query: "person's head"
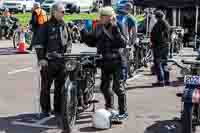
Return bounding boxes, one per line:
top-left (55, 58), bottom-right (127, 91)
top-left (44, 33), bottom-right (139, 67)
top-left (4, 8), bottom-right (9, 12)
top-left (116, 0), bottom-right (133, 14)
top-left (154, 10), bottom-right (165, 20)
top-left (98, 6), bottom-right (116, 25)
top-left (33, 2), bottom-right (40, 10)
top-left (50, 2), bottom-right (65, 21)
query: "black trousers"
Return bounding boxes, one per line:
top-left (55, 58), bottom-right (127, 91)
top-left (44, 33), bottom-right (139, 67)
top-left (0, 26), bottom-right (9, 38)
top-left (40, 60), bottom-right (66, 114)
top-left (100, 61), bottom-right (127, 115)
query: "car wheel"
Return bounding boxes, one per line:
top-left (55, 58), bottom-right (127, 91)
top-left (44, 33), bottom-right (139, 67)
top-left (87, 7), bottom-right (92, 14)
top-left (76, 7), bottom-right (80, 14)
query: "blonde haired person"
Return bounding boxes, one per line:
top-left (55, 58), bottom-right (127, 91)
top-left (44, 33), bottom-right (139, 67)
top-left (81, 6), bottom-right (128, 121)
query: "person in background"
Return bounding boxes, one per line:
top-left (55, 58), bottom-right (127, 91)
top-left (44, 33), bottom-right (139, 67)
top-left (115, 0), bottom-right (137, 79)
top-left (28, 2), bottom-right (47, 51)
top-left (150, 10), bottom-right (170, 86)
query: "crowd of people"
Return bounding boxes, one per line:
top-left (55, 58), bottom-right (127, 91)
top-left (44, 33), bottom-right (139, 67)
top-left (0, 0), bottom-right (173, 132)
top-left (0, 8), bottom-right (19, 39)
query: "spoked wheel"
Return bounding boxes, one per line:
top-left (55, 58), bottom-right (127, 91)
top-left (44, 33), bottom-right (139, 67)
top-left (182, 103), bottom-right (196, 133)
top-left (143, 48), bottom-right (153, 66)
top-left (61, 76), bottom-right (78, 133)
top-left (127, 47), bottom-right (136, 78)
top-left (13, 31), bottom-right (20, 48)
top-left (25, 31), bottom-right (32, 46)
top-left (71, 27), bottom-right (81, 43)
top-left (83, 72), bottom-right (96, 112)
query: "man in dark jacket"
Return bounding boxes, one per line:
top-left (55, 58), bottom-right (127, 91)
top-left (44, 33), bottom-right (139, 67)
top-left (151, 10), bottom-right (170, 86)
top-left (34, 2), bottom-right (72, 117)
top-left (81, 6), bottom-right (128, 121)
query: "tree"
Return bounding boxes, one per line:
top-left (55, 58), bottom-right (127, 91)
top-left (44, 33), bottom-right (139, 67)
top-left (104, 0), bottom-right (112, 6)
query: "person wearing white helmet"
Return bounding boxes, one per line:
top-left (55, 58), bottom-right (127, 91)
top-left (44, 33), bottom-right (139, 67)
top-left (81, 6), bottom-right (128, 122)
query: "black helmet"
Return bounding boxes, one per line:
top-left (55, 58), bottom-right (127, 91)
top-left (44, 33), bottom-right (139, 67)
top-left (155, 10), bottom-right (164, 19)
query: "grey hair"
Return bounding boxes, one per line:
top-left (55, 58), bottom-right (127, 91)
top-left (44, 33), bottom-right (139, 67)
top-left (50, 2), bottom-right (63, 18)
top-left (34, 2), bottom-right (40, 8)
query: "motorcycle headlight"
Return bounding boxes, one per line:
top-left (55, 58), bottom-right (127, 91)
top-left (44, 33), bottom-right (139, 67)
top-left (65, 60), bottom-right (77, 71)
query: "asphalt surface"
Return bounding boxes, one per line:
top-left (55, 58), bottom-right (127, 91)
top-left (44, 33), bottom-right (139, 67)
top-left (1, 40), bottom-right (199, 133)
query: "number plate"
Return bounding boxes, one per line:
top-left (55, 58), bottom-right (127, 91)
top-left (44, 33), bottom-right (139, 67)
top-left (184, 75), bottom-right (200, 85)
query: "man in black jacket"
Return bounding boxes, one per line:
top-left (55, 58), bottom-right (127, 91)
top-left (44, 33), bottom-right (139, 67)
top-left (151, 10), bottom-right (170, 86)
top-left (81, 6), bottom-right (128, 121)
top-left (34, 2), bottom-right (72, 117)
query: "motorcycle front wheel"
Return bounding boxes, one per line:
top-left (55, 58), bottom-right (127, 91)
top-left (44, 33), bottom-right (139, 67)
top-left (61, 76), bottom-right (78, 133)
top-left (182, 103), bottom-right (196, 133)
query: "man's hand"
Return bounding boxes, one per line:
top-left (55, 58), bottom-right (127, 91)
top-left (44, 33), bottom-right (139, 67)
top-left (38, 59), bottom-right (48, 67)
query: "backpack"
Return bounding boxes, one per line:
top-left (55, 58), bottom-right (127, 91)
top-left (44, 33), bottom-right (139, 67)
top-left (35, 9), bottom-right (48, 25)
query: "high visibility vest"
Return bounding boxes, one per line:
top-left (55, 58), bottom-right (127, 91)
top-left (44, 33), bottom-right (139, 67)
top-left (35, 8), bottom-right (47, 25)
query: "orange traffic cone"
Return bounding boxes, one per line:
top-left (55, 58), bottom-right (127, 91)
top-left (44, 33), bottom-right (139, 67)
top-left (17, 41), bottom-right (28, 53)
top-left (17, 30), bottom-right (28, 54)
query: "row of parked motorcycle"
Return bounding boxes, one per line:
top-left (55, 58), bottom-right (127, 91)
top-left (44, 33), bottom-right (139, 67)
top-left (67, 20), bottom-right (200, 133)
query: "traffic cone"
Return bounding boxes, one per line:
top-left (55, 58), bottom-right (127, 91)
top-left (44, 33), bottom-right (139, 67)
top-left (17, 30), bottom-right (28, 54)
top-left (17, 41), bottom-right (28, 53)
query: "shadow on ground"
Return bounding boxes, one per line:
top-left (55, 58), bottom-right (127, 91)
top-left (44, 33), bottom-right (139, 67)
top-left (0, 47), bottom-right (31, 55)
top-left (0, 112), bottom-right (95, 133)
top-left (0, 113), bottom-right (53, 133)
top-left (144, 119), bottom-right (182, 133)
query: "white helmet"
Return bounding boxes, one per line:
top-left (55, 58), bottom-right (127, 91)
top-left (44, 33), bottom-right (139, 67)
top-left (92, 109), bottom-right (112, 129)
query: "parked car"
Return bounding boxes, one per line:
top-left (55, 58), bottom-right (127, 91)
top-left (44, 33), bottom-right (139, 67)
top-left (2, 0), bottom-right (35, 13)
top-left (65, 0), bottom-right (95, 14)
top-left (0, 0), bottom-right (4, 11)
top-left (41, 0), bottom-right (56, 12)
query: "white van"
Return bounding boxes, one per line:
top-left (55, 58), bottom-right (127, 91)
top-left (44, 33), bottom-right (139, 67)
top-left (0, 0), bottom-right (5, 11)
top-left (2, 0), bottom-right (35, 13)
top-left (65, 0), bottom-right (95, 14)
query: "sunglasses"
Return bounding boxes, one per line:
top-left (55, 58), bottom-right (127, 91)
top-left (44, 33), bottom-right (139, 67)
top-left (59, 10), bottom-right (65, 14)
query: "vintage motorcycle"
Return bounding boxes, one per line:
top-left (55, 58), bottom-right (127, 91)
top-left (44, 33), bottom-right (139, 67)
top-left (59, 52), bottom-right (101, 133)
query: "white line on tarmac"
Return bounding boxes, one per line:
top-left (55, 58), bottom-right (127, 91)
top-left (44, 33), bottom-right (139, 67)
top-left (12, 121), bottom-right (57, 129)
top-left (35, 116), bottom-right (55, 125)
top-left (126, 73), bottom-right (143, 82)
top-left (8, 67), bottom-right (33, 75)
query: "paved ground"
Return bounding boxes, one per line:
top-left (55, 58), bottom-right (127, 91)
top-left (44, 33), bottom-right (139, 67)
top-left (0, 40), bottom-right (199, 133)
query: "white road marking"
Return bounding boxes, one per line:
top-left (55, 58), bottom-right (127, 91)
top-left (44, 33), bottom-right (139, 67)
top-left (35, 116), bottom-right (55, 125)
top-left (12, 115), bottom-right (56, 128)
top-left (126, 73), bottom-right (143, 82)
top-left (8, 67), bottom-right (33, 75)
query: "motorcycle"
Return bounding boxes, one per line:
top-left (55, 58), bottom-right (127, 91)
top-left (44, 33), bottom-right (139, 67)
top-left (59, 52), bottom-right (101, 133)
top-left (134, 33), bottom-right (152, 70)
top-left (12, 25), bottom-right (32, 48)
top-left (169, 26), bottom-right (184, 58)
top-left (176, 59), bottom-right (200, 133)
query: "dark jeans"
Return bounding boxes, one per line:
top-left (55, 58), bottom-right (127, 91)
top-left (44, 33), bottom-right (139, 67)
top-left (0, 26), bottom-right (9, 38)
top-left (40, 60), bottom-right (66, 114)
top-left (100, 61), bottom-right (127, 115)
top-left (29, 31), bottom-right (37, 49)
top-left (153, 46), bottom-right (169, 82)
